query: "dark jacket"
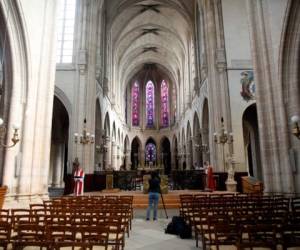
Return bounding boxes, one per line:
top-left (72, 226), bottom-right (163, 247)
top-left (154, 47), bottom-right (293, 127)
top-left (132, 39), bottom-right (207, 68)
top-left (148, 176), bottom-right (161, 193)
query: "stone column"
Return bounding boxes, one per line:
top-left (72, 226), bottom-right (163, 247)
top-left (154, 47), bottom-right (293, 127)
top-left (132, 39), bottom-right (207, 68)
top-left (244, 0), bottom-right (295, 193)
top-left (52, 143), bottom-right (64, 187)
top-left (202, 0), bottom-right (233, 171)
top-left (116, 145), bottom-right (120, 170)
top-left (140, 149), bottom-right (145, 168)
top-left (105, 137), bottom-right (111, 169)
top-left (192, 140), bottom-right (198, 167)
top-left (111, 140), bottom-right (116, 170)
top-left (125, 149), bottom-right (131, 170)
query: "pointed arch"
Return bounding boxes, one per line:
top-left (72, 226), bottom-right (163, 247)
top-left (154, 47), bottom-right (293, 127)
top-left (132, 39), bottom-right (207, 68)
top-left (112, 122), bottom-right (116, 141)
top-left (145, 137), bottom-right (157, 165)
top-left (95, 98), bottom-right (102, 168)
top-left (172, 135), bottom-right (179, 170)
top-left (202, 98), bottom-right (209, 162)
top-left (104, 112), bottom-right (110, 137)
top-left (186, 121), bottom-right (193, 169)
top-left (131, 136), bottom-right (142, 169)
top-left (160, 136), bottom-right (171, 174)
top-left (193, 112), bottom-right (202, 167)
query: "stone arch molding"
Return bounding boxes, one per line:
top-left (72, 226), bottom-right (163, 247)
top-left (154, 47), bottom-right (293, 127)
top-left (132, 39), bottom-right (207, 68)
top-left (279, 0), bottom-right (300, 192)
top-left (54, 86), bottom-right (72, 118)
top-left (1, 1), bottom-right (29, 189)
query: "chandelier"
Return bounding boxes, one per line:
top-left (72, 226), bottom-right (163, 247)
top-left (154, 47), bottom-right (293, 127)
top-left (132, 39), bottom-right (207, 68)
top-left (74, 118), bottom-right (95, 144)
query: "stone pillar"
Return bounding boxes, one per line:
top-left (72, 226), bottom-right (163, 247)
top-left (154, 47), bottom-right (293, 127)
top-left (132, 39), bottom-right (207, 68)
top-left (192, 141), bottom-right (198, 167)
top-left (245, 0), bottom-right (294, 193)
top-left (52, 143), bottom-right (64, 187)
top-left (116, 145), bottom-right (120, 170)
top-left (140, 149), bottom-right (145, 168)
top-left (202, 0), bottom-right (233, 171)
top-left (111, 140), bottom-right (116, 170)
top-left (186, 140), bottom-right (192, 169)
top-left (105, 138), bottom-right (111, 169)
top-left (125, 149), bottom-right (131, 170)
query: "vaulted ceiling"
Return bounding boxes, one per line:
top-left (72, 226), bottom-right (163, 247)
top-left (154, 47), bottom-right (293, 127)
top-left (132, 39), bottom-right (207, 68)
top-left (105, 0), bottom-right (196, 94)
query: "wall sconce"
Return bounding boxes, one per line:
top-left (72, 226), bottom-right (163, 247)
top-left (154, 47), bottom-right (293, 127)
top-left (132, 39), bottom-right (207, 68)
top-left (291, 115), bottom-right (300, 139)
top-left (74, 118), bottom-right (95, 145)
top-left (0, 118), bottom-right (20, 148)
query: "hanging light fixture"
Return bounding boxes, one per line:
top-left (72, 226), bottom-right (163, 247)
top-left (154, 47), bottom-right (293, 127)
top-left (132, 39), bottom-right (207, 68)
top-left (74, 118), bottom-right (95, 145)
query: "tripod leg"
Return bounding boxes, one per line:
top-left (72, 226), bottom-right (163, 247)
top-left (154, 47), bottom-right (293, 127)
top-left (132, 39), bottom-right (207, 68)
top-left (160, 192), bottom-right (168, 219)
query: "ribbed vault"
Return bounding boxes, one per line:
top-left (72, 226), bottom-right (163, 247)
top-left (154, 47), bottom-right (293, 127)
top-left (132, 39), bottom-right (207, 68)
top-left (105, 0), bottom-right (196, 107)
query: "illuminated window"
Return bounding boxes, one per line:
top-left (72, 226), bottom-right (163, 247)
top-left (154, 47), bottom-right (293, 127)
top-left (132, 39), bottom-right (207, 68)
top-left (161, 80), bottom-right (169, 127)
top-left (132, 81), bottom-right (140, 126)
top-left (172, 84), bottom-right (176, 124)
top-left (56, 0), bottom-right (76, 63)
top-left (145, 143), bottom-right (156, 163)
top-left (146, 81), bottom-right (155, 127)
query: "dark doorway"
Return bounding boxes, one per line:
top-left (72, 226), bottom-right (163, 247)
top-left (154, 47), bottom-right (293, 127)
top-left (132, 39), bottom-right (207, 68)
top-left (50, 96), bottom-right (69, 189)
top-left (161, 137), bottom-right (171, 175)
top-left (242, 104), bottom-right (262, 180)
top-left (131, 137), bottom-right (141, 170)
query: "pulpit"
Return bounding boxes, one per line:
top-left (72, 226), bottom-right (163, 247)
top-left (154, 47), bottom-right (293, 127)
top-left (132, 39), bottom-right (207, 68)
top-left (241, 176), bottom-right (263, 194)
top-left (106, 174), bottom-right (114, 190)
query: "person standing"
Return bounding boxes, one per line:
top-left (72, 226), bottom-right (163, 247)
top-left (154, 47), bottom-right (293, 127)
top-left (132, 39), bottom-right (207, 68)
top-left (204, 161), bottom-right (216, 191)
top-left (146, 171), bottom-right (161, 221)
top-left (73, 158), bottom-right (85, 196)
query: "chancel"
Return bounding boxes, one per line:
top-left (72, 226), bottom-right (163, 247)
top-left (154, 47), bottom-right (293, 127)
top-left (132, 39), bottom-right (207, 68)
top-left (0, 0), bottom-right (300, 249)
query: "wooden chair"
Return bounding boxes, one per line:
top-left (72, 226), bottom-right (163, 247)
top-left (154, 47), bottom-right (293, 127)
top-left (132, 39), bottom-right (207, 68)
top-left (282, 223), bottom-right (300, 250)
top-left (206, 215), bottom-right (238, 250)
top-left (179, 194), bottom-right (194, 224)
top-left (11, 209), bottom-right (36, 231)
top-left (0, 209), bottom-right (10, 223)
top-left (80, 225), bottom-right (109, 250)
top-left (0, 220), bottom-right (11, 250)
top-left (236, 224), bottom-right (278, 250)
top-left (105, 217), bottom-right (125, 250)
top-left (46, 224), bottom-right (76, 249)
top-left (12, 224), bottom-right (47, 250)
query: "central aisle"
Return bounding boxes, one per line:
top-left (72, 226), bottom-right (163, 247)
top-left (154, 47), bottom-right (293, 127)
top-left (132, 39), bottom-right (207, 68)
top-left (125, 218), bottom-right (198, 250)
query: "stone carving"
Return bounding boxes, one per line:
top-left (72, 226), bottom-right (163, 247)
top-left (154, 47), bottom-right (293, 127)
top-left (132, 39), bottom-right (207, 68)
top-left (240, 71), bottom-right (255, 101)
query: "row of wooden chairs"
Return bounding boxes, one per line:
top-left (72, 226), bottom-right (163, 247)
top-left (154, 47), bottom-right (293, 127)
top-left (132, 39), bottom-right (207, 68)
top-left (0, 213), bottom-right (126, 249)
top-left (179, 194), bottom-right (300, 250)
top-left (0, 196), bottom-right (134, 250)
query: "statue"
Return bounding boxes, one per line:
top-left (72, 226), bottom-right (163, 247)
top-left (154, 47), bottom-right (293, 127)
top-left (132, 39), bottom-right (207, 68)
top-left (225, 154), bottom-right (237, 192)
top-left (240, 71), bottom-right (255, 101)
top-left (226, 154), bottom-right (234, 180)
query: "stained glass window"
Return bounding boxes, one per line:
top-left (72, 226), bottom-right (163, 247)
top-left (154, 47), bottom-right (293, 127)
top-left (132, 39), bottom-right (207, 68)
top-left (132, 81), bottom-right (140, 126)
top-left (146, 81), bottom-right (155, 127)
top-left (161, 80), bottom-right (169, 127)
top-left (172, 84), bottom-right (176, 123)
top-left (145, 143), bottom-right (156, 163)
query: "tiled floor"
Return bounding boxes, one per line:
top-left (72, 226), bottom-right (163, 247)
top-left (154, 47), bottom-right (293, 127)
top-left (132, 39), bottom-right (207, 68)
top-left (125, 217), bottom-right (199, 250)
